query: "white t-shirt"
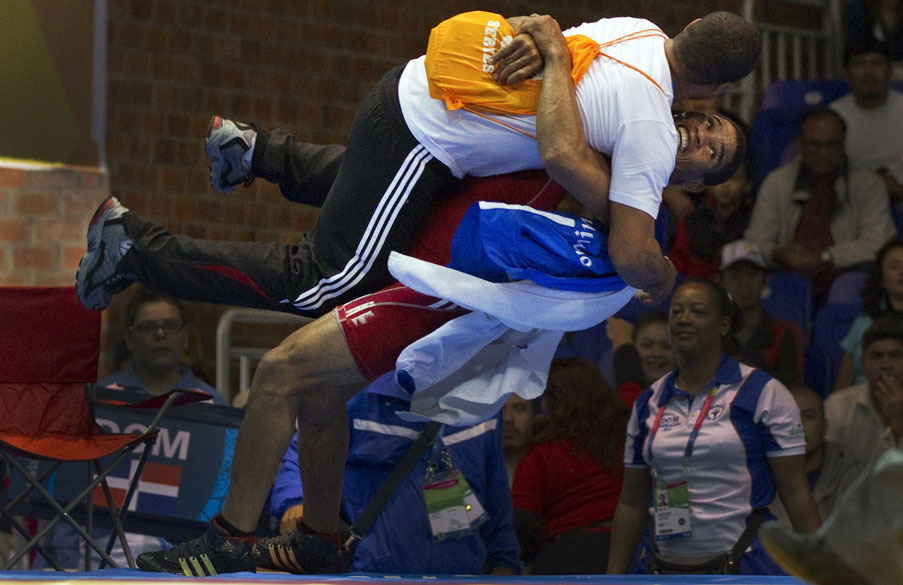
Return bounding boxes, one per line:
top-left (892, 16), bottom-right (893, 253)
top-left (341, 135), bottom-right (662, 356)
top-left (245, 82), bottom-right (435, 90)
top-left (625, 359), bottom-right (805, 557)
top-left (830, 91), bottom-right (903, 183)
top-left (397, 16), bottom-right (677, 220)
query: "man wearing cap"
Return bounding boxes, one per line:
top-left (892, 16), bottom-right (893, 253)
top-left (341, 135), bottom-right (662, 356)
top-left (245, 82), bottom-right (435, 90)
top-left (719, 240), bottom-right (805, 387)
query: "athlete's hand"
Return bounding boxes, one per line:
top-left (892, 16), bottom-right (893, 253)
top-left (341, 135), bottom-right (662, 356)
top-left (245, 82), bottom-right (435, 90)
top-left (280, 504), bottom-right (304, 535)
top-left (639, 257), bottom-right (677, 307)
top-left (516, 14), bottom-right (570, 60)
top-left (490, 17), bottom-right (544, 85)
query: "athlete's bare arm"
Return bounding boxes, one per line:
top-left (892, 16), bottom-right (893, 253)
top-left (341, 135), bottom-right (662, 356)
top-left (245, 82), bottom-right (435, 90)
top-left (497, 14), bottom-right (675, 304)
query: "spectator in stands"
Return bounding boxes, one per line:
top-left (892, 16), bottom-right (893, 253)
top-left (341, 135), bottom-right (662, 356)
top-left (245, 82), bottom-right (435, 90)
top-left (745, 107), bottom-right (895, 303)
top-left (502, 394), bottom-right (538, 486)
top-left (843, 0), bottom-right (903, 67)
top-left (818, 314), bottom-right (903, 518)
top-left (268, 374), bottom-right (520, 575)
top-left (511, 358), bottom-right (629, 574)
top-left (97, 287), bottom-right (222, 402)
top-left (770, 386), bottom-right (831, 526)
top-left (670, 146), bottom-right (754, 279)
top-left (607, 280), bottom-right (820, 575)
top-left (719, 240), bottom-right (805, 387)
top-left (830, 40), bottom-right (903, 204)
top-left (606, 311), bottom-right (676, 407)
top-left (834, 237), bottom-right (903, 390)
top-left (36, 287), bottom-right (225, 568)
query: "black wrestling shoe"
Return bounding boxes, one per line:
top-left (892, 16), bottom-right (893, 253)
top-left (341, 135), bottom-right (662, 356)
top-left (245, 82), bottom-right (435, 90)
top-left (253, 528), bottom-right (345, 574)
top-left (135, 516), bottom-right (255, 575)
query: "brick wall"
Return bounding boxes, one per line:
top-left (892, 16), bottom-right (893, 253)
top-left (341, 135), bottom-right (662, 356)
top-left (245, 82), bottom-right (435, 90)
top-left (98, 0), bottom-right (739, 389)
top-left (0, 166), bottom-right (108, 288)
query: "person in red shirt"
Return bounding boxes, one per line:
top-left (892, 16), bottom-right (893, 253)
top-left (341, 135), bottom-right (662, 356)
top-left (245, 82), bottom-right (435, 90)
top-left (511, 357), bottom-right (630, 574)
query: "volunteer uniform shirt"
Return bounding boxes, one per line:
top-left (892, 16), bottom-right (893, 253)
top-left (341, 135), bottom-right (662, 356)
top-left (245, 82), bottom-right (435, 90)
top-left (625, 357), bottom-right (805, 558)
top-left (397, 16), bottom-right (676, 220)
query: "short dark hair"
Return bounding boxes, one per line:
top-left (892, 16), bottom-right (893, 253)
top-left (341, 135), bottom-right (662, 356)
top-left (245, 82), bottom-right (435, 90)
top-left (862, 314), bottom-right (903, 352)
top-left (843, 39), bottom-right (892, 68)
top-left (702, 114), bottom-right (748, 186)
top-left (124, 286), bottom-right (187, 329)
top-left (798, 107), bottom-right (847, 136)
top-left (672, 12), bottom-right (762, 85)
top-left (675, 279), bottom-right (743, 336)
top-left (632, 310), bottom-right (668, 342)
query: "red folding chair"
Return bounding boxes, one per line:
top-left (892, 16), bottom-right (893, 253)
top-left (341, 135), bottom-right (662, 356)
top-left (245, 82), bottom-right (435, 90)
top-left (0, 287), bottom-right (210, 570)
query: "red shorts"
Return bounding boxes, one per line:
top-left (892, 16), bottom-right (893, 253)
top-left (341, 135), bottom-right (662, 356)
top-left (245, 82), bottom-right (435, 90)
top-left (334, 283), bottom-right (469, 380)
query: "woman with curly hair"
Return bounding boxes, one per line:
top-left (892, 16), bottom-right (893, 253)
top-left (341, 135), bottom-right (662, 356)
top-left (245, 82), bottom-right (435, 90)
top-left (511, 357), bottom-right (630, 574)
top-left (834, 237), bottom-right (903, 391)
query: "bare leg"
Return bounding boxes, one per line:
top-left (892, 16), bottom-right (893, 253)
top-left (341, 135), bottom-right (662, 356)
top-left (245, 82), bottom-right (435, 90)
top-left (220, 313), bottom-right (366, 532)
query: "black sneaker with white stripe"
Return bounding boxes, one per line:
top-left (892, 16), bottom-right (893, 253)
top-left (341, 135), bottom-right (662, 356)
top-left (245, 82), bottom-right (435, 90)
top-left (135, 516), bottom-right (254, 575)
top-left (253, 528), bottom-right (345, 574)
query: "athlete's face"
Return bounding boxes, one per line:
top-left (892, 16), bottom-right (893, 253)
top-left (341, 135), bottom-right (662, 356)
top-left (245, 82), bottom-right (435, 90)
top-left (671, 112), bottom-right (738, 184)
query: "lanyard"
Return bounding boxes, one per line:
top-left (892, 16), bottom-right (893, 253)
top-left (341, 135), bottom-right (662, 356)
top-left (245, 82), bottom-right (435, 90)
top-left (647, 383), bottom-right (719, 479)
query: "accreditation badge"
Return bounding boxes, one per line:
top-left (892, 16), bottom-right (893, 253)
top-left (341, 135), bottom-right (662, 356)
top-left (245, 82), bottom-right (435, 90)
top-left (421, 469), bottom-right (472, 541)
top-left (654, 481), bottom-right (692, 541)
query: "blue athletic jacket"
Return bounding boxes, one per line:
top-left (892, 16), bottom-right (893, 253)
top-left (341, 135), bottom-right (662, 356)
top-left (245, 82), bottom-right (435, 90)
top-left (270, 380), bottom-right (521, 574)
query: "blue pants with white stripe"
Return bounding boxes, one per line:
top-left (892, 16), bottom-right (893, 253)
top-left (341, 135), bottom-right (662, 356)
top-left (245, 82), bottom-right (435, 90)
top-left (121, 66), bottom-right (459, 316)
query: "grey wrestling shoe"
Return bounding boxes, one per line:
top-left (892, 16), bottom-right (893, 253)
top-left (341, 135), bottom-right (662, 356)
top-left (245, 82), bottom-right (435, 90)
top-left (253, 528), bottom-right (345, 574)
top-left (136, 516), bottom-right (255, 575)
top-left (75, 196), bottom-right (135, 310)
top-left (759, 521), bottom-right (872, 585)
top-left (206, 115), bottom-right (257, 194)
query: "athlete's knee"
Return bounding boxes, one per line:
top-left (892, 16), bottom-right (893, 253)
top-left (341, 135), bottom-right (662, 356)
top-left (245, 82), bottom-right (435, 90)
top-left (250, 342), bottom-right (311, 402)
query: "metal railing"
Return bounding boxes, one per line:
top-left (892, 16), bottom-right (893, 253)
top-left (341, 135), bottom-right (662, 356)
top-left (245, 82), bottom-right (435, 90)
top-left (734, 0), bottom-right (842, 121)
top-left (215, 308), bottom-right (311, 405)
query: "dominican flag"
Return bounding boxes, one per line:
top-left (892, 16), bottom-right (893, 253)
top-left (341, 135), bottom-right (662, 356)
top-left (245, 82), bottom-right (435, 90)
top-left (93, 459), bottom-right (181, 515)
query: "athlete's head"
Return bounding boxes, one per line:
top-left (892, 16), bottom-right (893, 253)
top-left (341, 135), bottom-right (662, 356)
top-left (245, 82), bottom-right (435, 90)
top-left (669, 111), bottom-right (747, 191)
top-left (672, 12), bottom-right (762, 86)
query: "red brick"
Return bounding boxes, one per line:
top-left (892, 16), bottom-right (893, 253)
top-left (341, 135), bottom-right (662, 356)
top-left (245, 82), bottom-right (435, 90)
top-left (31, 272), bottom-right (77, 287)
top-left (33, 218), bottom-right (88, 242)
top-left (63, 190), bottom-right (109, 215)
top-left (78, 170), bottom-right (109, 189)
top-left (0, 273), bottom-right (28, 286)
top-left (13, 245), bottom-right (57, 271)
top-left (0, 168), bottom-right (25, 188)
top-left (27, 169), bottom-right (80, 188)
top-left (14, 191), bottom-right (59, 215)
top-left (0, 218), bottom-right (28, 242)
top-left (62, 244), bottom-right (86, 270)
top-left (0, 191), bottom-right (10, 216)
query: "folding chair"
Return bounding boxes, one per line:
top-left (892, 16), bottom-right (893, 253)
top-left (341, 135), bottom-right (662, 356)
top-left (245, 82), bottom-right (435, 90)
top-left (0, 287), bottom-right (210, 570)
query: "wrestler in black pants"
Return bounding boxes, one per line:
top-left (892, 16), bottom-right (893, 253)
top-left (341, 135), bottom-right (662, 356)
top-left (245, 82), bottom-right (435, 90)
top-left (121, 65), bottom-right (459, 316)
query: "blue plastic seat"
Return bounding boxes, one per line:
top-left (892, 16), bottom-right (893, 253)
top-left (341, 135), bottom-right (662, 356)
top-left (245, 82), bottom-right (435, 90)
top-left (751, 80), bottom-right (850, 188)
top-left (761, 272), bottom-right (813, 338)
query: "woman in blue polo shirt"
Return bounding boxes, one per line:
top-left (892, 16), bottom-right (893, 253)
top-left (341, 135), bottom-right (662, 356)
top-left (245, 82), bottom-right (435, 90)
top-left (607, 279), bottom-right (821, 575)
